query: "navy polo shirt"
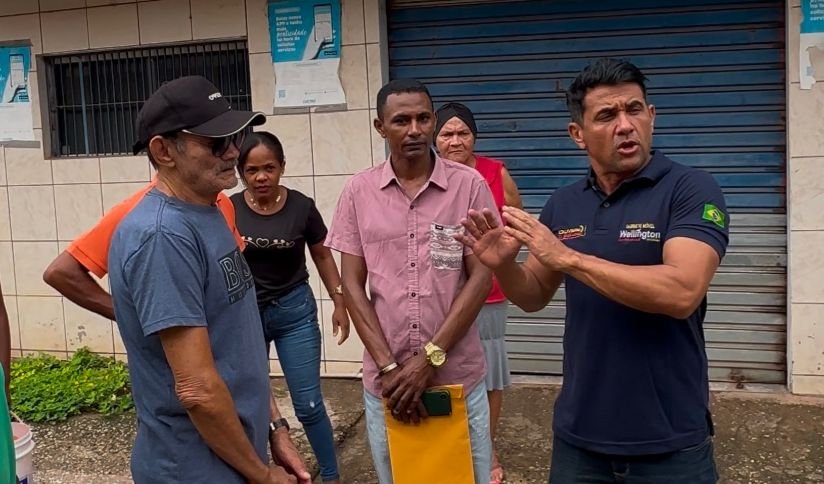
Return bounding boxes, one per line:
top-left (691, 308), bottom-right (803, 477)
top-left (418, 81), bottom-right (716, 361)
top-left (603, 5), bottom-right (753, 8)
top-left (540, 150), bottom-right (729, 456)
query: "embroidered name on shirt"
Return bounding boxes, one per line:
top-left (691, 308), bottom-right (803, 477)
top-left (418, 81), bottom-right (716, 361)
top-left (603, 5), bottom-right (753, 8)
top-left (556, 225), bottom-right (587, 241)
top-left (618, 223), bottom-right (661, 243)
top-left (219, 248), bottom-right (255, 304)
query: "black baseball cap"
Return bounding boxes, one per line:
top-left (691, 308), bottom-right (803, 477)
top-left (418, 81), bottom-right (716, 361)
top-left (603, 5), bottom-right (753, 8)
top-left (132, 75), bottom-right (265, 155)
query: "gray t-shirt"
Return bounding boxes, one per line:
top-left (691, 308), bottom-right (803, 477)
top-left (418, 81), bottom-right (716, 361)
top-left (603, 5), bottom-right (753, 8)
top-left (109, 189), bottom-right (270, 483)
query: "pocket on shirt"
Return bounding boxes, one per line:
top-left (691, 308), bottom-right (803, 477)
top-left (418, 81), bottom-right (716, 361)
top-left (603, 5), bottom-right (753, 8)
top-left (430, 222), bottom-right (464, 271)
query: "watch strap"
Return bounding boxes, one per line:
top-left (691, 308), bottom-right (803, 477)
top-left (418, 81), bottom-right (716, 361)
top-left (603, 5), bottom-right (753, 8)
top-left (269, 417), bottom-right (290, 433)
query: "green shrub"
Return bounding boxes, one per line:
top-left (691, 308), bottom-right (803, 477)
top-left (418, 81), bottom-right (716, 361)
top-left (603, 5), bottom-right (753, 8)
top-left (10, 348), bottom-right (134, 423)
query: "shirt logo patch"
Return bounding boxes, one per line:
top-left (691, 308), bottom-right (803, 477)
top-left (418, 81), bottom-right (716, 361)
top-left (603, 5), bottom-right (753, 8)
top-left (618, 223), bottom-right (661, 243)
top-left (556, 225), bottom-right (587, 241)
top-left (702, 203), bottom-right (726, 229)
top-left (218, 248), bottom-right (255, 304)
top-left (243, 236), bottom-right (295, 249)
top-left (430, 222), bottom-right (464, 271)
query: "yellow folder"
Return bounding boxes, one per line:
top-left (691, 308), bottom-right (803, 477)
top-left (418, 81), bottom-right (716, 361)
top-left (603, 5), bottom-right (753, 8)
top-left (384, 384), bottom-right (475, 484)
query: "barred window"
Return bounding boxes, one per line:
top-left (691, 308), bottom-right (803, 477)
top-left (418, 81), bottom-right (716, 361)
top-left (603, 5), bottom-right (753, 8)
top-left (44, 40), bottom-right (252, 158)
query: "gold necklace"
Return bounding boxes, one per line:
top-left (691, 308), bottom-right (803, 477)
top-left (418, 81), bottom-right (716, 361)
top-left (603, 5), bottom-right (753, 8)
top-left (248, 188), bottom-right (282, 211)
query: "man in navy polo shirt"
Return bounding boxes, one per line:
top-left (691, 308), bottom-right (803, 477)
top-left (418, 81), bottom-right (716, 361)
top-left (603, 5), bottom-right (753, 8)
top-left (457, 58), bottom-right (728, 483)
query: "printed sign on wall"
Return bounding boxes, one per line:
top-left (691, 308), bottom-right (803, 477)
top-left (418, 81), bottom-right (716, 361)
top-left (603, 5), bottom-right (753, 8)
top-left (268, 0), bottom-right (346, 107)
top-left (801, 0), bottom-right (824, 89)
top-left (0, 46), bottom-right (35, 141)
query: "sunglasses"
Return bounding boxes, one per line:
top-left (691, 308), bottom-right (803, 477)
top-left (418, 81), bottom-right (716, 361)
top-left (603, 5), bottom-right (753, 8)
top-left (178, 130), bottom-right (246, 157)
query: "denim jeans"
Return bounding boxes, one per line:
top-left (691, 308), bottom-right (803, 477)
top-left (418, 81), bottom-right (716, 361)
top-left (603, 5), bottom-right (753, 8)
top-left (261, 282), bottom-right (339, 481)
top-left (363, 382), bottom-right (492, 484)
top-left (549, 434), bottom-right (718, 484)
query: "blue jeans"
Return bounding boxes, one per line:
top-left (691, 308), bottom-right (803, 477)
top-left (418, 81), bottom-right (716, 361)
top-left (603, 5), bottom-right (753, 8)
top-left (363, 382), bottom-right (492, 484)
top-left (261, 282), bottom-right (339, 481)
top-left (549, 435), bottom-right (718, 483)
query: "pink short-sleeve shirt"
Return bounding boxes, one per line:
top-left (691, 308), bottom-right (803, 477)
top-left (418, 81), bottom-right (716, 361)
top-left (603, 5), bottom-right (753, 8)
top-left (325, 155), bottom-right (499, 396)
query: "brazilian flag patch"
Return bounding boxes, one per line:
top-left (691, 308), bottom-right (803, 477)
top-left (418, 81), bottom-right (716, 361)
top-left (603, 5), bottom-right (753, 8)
top-left (702, 203), bottom-right (726, 228)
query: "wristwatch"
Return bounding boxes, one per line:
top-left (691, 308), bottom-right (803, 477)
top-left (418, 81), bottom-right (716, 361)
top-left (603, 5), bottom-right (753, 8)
top-left (269, 417), bottom-right (290, 434)
top-left (424, 342), bottom-right (447, 368)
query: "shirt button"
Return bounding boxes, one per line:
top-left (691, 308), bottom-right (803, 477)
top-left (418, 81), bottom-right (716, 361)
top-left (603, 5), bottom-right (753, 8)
top-left (410, 233), bottom-right (415, 239)
top-left (603, 202), bottom-right (610, 208)
top-left (411, 292), bottom-right (417, 297)
top-left (410, 204), bottom-right (415, 209)
top-left (412, 324), bottom-right (418, 329)
top-left (411, 262), bottom-right (416, 268)
top-left (413, 351), bottom-right (419, 356)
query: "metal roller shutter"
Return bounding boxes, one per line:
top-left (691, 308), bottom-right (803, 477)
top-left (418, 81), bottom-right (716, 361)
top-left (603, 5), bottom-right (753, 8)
top-left (388, 0), bottom-right (787, 387)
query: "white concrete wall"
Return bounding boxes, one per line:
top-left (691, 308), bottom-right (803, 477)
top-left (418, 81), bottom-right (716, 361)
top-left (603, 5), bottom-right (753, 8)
top-left (787, 0), bottom-right (824, 395)
top-left (1, 0), bottom-right (822, 394)
top-left (0, 0), bottom-right (386, 377)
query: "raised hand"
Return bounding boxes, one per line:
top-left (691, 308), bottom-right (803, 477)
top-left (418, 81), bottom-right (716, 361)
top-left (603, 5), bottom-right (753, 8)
top-left (455, 208), bottom-right (522, 270)
top-left (502, 206), bottom-right (575, 272)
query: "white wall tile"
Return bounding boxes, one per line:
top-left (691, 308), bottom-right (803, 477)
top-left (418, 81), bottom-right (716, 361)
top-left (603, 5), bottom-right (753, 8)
top-left (788, 84), bottom-right (824, 158)
top-left (3, 296), bottom-right (20, 351)
top-left (341, 0), bottom-right (365, 46)
top-left (340, 44), bottom-right (369, 110)
top-left (138, 0), bottom-right (192, 44)
top-left (313, 175), bottom-right (350, 231)
top-left (258, 114), bottom-right (313, 177)
top-left (790, 231), bottom-right (824, 303)
top-left (13, 242), bottom-right (58, 296)
top-left (0, 1), bottom-right (39, 16)
top-left (5, 146), bottom-right (51, 185)
top-left (100, 156), bottom-right (151, 183)
top-left (41, 8), bottom-right (90, 53)
top-left (52, 158), bottom-right (101, 184)
top-left (64, 298), bottom-right (114, 353)
top-left (54, 184), bottom-right (104, 241)
top-left (246, 0), bottom-right (271, 54)
top-left (88, 4), bottom-right (140, 49)
top-left (790, 303), bottom-right (824, 375)
top-left (0, 14), bottom-right (43, 54)
top-left (0, 243), bottom-right (15, 294)
top-left (18, 296), bottom-right (66, 351)
top-left (0, 149), bottom-right (6, 186)
top-left (191, 0), bottom-right (246, 40)
top-left (789, 157), bottom-right (824, 230)
top-left (250, 52), bottom-right (275, 115)
top-left (39, 0), bottom-right (85, 11)
top-left (792, 375), bottom-right (824, 395)
top-left (8, 185), bottom-right (57, 241)
top-left (311, 110), bottom-right (372, 175)
top-left (0, 188), bottom-right (9, 241)
top-left (366, 43), bottom-right (384, 110)
top-left (364, 0), bottom-right (381, 44)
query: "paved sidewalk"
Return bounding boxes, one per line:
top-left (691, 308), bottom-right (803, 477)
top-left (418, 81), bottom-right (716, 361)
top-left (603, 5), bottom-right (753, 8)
top-left (29, 378), bottom-right (824, 483)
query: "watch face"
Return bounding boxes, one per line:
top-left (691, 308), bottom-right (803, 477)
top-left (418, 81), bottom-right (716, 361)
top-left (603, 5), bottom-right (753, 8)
top-left (431, 351), bottom-right (446, 366)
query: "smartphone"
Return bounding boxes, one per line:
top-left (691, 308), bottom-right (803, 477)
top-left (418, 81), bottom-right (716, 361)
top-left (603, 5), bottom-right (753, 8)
top-left (10, 54), bottom-right (24, 87)
top-left (313, 4), bottom-right (332, 43)
top-left (421, 389), bottom-right (451, 417)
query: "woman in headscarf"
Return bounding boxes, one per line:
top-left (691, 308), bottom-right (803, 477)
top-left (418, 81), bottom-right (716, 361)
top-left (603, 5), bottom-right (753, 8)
top-left (435, 102), bottom-right (522, 484)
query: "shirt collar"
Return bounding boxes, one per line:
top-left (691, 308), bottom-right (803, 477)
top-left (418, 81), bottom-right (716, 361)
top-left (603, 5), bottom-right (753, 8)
top-left (585, 150), bottom-right (672, 191)
top-left (379, 149), bottom-right (449, 191)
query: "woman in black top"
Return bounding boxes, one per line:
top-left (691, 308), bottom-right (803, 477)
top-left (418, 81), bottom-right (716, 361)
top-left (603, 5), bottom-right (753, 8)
top-left (232, 131), bottom-right (349, 484)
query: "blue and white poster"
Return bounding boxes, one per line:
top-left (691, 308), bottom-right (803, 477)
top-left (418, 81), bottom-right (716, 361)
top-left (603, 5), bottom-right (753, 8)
top-left (801, 0), bottom-right (824, 89)
top-left (268, 0), bottom-right (346, 107)
top-left (0, 46), bottom-right (34, 141)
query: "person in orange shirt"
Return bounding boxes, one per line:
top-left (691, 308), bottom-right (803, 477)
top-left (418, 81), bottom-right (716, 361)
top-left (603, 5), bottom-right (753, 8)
top-left (43, 179), bottom-right (244, 321)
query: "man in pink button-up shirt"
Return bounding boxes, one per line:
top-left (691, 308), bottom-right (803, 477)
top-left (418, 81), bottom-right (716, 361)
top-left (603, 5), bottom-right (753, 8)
top-left (326, 79), bottom-right (497, 483)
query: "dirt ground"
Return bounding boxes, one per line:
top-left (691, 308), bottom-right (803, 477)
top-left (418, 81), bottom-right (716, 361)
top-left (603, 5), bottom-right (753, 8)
top-left (26, 378), bottom-right (824, 483)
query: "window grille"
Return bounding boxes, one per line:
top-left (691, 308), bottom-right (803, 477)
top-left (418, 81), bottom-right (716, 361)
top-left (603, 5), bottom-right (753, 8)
top-left (45, 40), bottom-right (252, 158)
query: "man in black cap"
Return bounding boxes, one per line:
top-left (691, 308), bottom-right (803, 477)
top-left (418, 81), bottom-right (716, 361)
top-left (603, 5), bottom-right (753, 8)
top-left (107, 75), bottom-right (310, 484)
